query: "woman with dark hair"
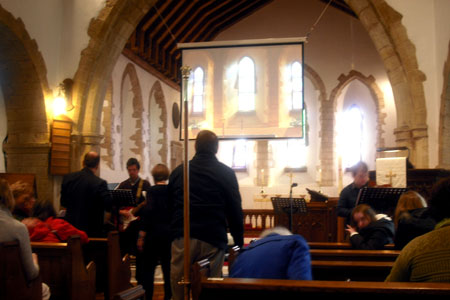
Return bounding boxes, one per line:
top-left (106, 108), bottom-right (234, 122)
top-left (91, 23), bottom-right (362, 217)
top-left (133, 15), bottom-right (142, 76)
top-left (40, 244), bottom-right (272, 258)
top-left (346, 204), bottom-right (394, 250)
top-left (25, 201), bottom-right (89, 244)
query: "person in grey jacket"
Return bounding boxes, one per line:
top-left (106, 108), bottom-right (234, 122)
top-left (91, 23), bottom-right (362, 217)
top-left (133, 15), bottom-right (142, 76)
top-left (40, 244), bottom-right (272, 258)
top-left (0, 178), bottom-right (50, 299)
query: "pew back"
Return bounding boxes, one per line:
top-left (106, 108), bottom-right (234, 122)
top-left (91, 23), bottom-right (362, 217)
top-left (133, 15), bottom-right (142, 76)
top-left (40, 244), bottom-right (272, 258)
top-left (0, 240), bottom-right (42, 300)
top-left (309, 249), bottom-right (400, 262)
top-left (198, 278), bottom-right (450, 300)
top-left (31, 236), bottom-right (96, 300)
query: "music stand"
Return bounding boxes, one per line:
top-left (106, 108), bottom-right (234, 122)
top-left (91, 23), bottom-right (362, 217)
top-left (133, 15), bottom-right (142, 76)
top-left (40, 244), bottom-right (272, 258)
top-left (271, 197), bottom-right (307, 232)
top-left (109, 189), bottom-right (135, 208)
top-left (356, 187), bottom-right (408, 217)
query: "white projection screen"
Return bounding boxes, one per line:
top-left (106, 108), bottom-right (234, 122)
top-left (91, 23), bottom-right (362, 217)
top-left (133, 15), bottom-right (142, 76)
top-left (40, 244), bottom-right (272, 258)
top-left (178, 38), bottom-right (305, 140)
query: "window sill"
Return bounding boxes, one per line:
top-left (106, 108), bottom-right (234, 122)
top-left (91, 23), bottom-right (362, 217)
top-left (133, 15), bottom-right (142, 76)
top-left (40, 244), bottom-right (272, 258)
top-left (284, 166), bottom-right (307, 173)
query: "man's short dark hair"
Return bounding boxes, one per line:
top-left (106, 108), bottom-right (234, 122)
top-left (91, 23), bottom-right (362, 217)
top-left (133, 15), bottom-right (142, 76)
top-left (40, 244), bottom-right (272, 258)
top-left (83, 152), bottom-right (100, 169)
top-left (429, 177), bottom-right (450, 222)
top-left (126, 158), bottom-right (140, 170)
top-left (349, 161), bottom-right (369, 177)
top-left (195, 130), bottom-right (218, 154)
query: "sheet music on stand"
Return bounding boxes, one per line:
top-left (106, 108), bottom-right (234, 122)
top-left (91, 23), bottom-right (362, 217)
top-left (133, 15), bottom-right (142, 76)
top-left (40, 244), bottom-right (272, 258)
top-left (109, 189), bottom-right (136, 207)
top-left (356, 187), bottom-right (408, 217)
top-left (271, 197), bottom-right (308, 215)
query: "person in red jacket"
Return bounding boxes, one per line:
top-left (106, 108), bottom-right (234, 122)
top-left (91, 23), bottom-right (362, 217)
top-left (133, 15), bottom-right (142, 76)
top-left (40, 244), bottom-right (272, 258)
top-left (23, 201), bottom-right (89, 244)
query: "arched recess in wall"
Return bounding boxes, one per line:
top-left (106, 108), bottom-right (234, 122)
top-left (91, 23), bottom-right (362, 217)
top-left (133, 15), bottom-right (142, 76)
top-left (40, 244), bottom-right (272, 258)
top-left (70, 0), bottom-right (154, 169)
top-left (148, 80), bottom-right (169, 166)
top-left (100, 79), bottom-right (115, 170)
top-left (121, 63), bottom-right (147, 174)
top-left (0, 4), bottom-right (52, 201)
top-left (438, 41), bottom-right (450, 168)
top-left (330, 70), bottom-right (386, 181)
top-left (345, 0), bottom-right (428, 167)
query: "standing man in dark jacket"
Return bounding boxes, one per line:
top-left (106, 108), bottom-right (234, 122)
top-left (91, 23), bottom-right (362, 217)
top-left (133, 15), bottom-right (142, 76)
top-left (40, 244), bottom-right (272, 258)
top-left (60, 151), bottom-right (112, 237)
top-left (168, 130), bottom-right (244, 300)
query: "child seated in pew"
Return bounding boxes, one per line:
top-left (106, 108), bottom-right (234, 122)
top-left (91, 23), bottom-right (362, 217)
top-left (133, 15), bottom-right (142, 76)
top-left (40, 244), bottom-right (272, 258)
top-left (346, 204), bottom-right (394, 250)
top-left (23, 201), bottom-right (89, 244)
top-left (0, 179), bottom-right (51, 300)
top-left (393, 190), bottom-right (435, 250)
top-left (229, 226), bottom-right (312, 280)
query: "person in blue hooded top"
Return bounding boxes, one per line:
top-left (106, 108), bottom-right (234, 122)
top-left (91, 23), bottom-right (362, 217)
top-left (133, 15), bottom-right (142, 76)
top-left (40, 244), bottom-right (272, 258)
top-left (229, 226), bottom-right (312, 280)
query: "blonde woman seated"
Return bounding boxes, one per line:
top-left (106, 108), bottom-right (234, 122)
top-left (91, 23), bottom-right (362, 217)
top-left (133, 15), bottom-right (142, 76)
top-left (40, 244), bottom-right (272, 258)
top-left (394, 190), bottom-right (435, 250)
top-left (0, 179), bottom-right (50, 300)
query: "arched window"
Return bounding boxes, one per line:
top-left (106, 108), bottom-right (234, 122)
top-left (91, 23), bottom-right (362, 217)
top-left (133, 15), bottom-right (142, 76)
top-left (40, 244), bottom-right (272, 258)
top-left (232, 139), bottom-right (247, 169)
top-left (288, 61), bottom-right (303, 111)
top-left (192, 67), bottom-right (204, 113)
top-left (238, 56), bottom-right (255, 111)
top-left (286, 138), bottom-right (306, 169)
top-left (338, 105), bottom-right (364, 169)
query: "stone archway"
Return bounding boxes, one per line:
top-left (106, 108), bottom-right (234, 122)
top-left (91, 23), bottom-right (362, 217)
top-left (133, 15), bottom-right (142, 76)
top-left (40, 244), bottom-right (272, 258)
top-left (438, 41), bottom-right (450, 168)
top-left (70, 0), bottom-right (156, 170)
top-left (346, 0), bottom-right (428, 167)
top-left (0, 4), bottom-right (53, 201)
top-left (148, 80), bottom-right (169, 165)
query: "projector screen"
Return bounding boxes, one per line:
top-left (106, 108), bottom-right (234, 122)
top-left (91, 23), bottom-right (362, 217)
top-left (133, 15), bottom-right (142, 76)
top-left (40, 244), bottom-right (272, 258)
top-left (178, 38), bottom-right (305, 140)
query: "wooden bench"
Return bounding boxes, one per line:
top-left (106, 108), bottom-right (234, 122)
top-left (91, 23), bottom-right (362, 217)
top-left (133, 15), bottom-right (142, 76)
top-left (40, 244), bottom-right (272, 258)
top-left (311, 260), bottom-right (394, 281)
top-left (193, 260), bottom-right (450, 300)
top-left (31, 236), bottom-right (96, 300)
top-left (309, 249), bottom-right (400, 262)
top-left (1, 240), bottom-right (42, 300)
top-left (84, 231), bottom-right (133, 300)
top-left (308, 242), bottom-right (395, 250)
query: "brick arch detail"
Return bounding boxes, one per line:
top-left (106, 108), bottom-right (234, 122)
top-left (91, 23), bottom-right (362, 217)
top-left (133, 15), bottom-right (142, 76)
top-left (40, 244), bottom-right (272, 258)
top-left (304, 64), bottom-right (335, 186)
top-left (346, 0), bottom-right (428, 167)
top-left (120, 63), bottom-right (145, 171)
top-left (148, 80), bottom-right (169, 165)
top-left (438, 41), bottom-right (450, 168)
top-left (100, 79), bottom-right (115, 170)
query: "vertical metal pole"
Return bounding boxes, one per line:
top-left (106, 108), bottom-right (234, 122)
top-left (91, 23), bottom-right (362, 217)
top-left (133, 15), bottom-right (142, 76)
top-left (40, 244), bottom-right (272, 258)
top-left (180, 66), bottom-right (192, 300)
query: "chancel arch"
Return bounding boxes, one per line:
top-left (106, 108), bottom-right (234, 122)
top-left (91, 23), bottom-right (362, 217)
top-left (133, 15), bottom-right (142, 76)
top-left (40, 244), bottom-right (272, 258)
top-left (345, 0), bottom-right (428, 167)
top-left (0, 4), bottom-right (53, 201)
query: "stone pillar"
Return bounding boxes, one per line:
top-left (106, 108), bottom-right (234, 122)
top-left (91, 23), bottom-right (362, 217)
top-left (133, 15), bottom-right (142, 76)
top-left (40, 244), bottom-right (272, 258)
top-left (320, 101), bottom-right (335, 186)
top-left (3, 142), bottom-right (53, 202)
top-left (411, 125), bottom-right (428, 168)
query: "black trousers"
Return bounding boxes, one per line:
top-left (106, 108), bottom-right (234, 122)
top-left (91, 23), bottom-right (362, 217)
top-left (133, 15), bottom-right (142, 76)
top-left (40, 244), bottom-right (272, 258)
top-left (137, 236), bottom-right (172, 300)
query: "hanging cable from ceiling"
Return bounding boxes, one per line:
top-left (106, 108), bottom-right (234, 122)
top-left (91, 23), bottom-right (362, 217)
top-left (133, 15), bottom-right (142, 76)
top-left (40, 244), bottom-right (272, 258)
top-left (153, 4), bottom-right (177, 44)
top-left (305, 0), bottom-right (333, 41)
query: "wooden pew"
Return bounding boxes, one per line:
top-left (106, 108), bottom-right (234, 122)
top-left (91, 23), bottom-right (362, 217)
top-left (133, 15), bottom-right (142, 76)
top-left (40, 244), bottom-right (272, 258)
top-left (192, 260), bottom-right (450, 300)
top-left (31, 236), bottom-right (96, 300)
top-left (308, 242), bottom-right (395, 250)
top-left (311, 260), bottom-right (394, 281)
top-left (1, 240), bottom-right (42, 300)
top-left (84, 231), bottom-right (133, 300)
top-left (309, 249), bottom-right (400, 262)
